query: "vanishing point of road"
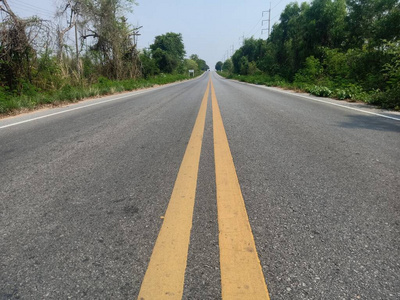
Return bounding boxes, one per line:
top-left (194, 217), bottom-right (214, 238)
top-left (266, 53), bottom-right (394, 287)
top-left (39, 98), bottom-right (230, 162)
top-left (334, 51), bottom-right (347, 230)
top-left (1, 72), bottom-right (399, 299)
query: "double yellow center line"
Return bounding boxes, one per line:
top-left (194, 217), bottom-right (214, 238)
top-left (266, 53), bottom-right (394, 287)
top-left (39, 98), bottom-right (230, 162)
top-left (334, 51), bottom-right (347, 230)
top-left (138, 77), bottom-right (270, 300)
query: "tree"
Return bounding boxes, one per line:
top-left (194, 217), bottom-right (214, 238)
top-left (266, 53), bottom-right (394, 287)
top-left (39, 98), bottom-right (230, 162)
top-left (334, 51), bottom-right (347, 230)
top-left (222, 59), bottom-right (233, 73)
top-left (224, 0), bottom-right (399, 108)
top-left (152, 48), bottom-right (176, 73)
top-left (0, 0), bottom-right (48, 92)
top-left (346, 0), bottom-right (400, 48)
top-left (150, 32), bottom-right (185, 73)
top-left (239, 56), bottom-right (249, 75)
top-left (190, 54), bottom-right (208, 71)
top-left (80, 0), bottom-right (140, 79)
top-left (139, 48), bottom-right (159, 78)
top-left (215, 61), bottom-right (223, 71)
top-left (185, 59), bottom-right (198, 73)
top-left (55, 0), bottom-right (77, 62)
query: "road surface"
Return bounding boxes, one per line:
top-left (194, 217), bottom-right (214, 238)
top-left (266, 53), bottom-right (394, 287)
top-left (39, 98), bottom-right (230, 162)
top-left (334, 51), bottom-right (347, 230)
top-left (1, 72), bottom-right (399, 299)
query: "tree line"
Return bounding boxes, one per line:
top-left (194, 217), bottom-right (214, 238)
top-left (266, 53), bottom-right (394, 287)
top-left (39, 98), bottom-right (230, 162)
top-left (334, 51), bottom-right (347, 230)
top-left (0, 0), bottom-right (208, 108)
top-left (216, 0), bottom-right (400, 109)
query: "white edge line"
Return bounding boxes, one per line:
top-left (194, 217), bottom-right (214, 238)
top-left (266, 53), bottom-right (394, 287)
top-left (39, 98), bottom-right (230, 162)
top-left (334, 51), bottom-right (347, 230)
top-left (0, 77), bottom-right (201, 130)
top-left (222, 76), bottom-right (400, 122)
top-left (262, 86), bottom-right (400, 121)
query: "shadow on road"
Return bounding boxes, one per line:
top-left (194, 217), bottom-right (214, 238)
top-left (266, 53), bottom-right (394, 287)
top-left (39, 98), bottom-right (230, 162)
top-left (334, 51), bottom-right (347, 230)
top-left (337, 114), bottom-right (400, 132)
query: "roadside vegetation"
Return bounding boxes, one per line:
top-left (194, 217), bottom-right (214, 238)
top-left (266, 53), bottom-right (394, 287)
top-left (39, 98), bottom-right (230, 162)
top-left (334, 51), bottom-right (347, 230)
top-left (216, 0), bottom-right (400, 110)
top-left (0, 0), bottom-right (208, 115)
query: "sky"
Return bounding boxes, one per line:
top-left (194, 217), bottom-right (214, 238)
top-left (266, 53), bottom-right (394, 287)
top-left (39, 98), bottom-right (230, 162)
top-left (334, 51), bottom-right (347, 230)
top-left (6, 0), bottom-right (298, 68)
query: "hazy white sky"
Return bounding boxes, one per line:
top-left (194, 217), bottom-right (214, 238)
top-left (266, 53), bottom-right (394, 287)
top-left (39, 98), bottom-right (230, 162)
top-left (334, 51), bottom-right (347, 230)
top-left (6, 0), bottom-right (296, 68)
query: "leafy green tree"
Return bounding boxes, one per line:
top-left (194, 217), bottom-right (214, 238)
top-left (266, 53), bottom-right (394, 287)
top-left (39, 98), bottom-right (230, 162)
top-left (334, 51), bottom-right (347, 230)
top-left (304, 0), bottom-right (347, 50)
top-left (199, 60), bottom-right (209, 71)
top-left (269, 2), bottom-right (306, 78)
top-left (369, 41), bottom-right (400, 108)
top-left (320, 47), bottom-right (351, 84)
top-left (152, 48), bottom-right (176, 73)
top-left (224, 0), bottom-right (399, 108)
top-left (346, 0), bottom-right (400, 48)
top-left (215, 61), bottom-right (223, 71)
top-left (239, 56), bottom-right (249, 75)
top-left (232, 49), bottom-right (243, 74)
top-left (139, 49), bottom-right (159, 78)
top-left (294, 56), bottom-right (323, 83)
top-left (150, 32), bottom-right (185, 73)
top-left (185, 59), bottom-right (198, 73)
top-left (222, 59), bottom-right (233, 73)
top-left (248, 61), bottom-right (260, 75)
top-left (231, 38), bottom-right (267, 74)
top-left (190, 54), bottom-right (208, 71)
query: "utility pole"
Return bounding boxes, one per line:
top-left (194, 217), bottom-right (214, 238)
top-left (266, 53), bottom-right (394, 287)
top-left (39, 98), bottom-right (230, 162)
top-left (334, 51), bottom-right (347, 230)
top-left (74, 15), bottom-right (80, 77)
top-left (262, 2), bottom-right (271, 38)
top-left (70, 1), bottom-right (82, 78)
top-left (132, 26), bottom-right (143, 47)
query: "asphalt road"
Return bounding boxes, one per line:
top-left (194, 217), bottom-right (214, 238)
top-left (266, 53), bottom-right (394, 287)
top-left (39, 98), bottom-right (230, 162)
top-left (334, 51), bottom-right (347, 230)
top-left (1, 72), bottom-right (399, 299)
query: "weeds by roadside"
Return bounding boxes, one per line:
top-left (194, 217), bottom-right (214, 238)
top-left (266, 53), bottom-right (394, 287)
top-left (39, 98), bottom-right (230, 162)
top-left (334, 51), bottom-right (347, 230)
top-left (0, 74), bottom-right (191, 116)
top-left (219, 72), bottom-right (399, 111)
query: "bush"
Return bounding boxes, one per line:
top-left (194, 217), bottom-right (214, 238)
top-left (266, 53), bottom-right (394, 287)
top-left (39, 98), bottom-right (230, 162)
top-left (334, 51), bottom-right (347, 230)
top-left (307, 86), bottom-right (332, 97)
top-left (17, 79), bottom-right (38, 97)
top-left (0, 87), bottom-right (10, 113)
top-left (248, 61), bottom-right (261, 75)
top-left (96, 76), bottom-right (113, 89)
top-left (321, 48), bottom-right (351, 84)
top-left (369, 88), bottom-right (400, 109)
top-left (334, 89), bottom-right (349, 100)
top-left (294, 56), bottom-right (323, 84)
top-left (34, 51), bottom-right (63, 91)
top-left (0, 86), bottom-right (8, 101)
top-left (239, 57), bottom-right (250, 75)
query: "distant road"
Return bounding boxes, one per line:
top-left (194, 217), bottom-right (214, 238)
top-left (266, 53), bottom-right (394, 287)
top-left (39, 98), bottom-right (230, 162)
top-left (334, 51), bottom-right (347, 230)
top-left (1, 72), bottom-right (399, 299)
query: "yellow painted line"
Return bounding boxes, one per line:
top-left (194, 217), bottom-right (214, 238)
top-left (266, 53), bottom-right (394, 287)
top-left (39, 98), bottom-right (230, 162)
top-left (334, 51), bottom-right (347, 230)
top-left (211, 79), bottom-right (271, 300)
top-left (138, 78), bottom-right (210, 300)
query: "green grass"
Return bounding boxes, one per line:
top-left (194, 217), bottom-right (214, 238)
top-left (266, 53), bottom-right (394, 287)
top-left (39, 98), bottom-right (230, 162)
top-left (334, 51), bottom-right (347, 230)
top-left (0, 73), bottom-right (192, 115)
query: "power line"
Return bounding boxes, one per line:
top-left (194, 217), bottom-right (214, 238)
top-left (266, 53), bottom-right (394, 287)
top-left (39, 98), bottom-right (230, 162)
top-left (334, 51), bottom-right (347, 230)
top-left (8, 0), bottom-right (55, 17)
top-left (7, 7), bottom-right (53, 19)
top-left (250, 24), bottom-right (261, 37)
top-left (5, 6), bottom-right (53, 19)
top-left (246, 16), bottom-right (263, 37)
top-left (271, 14), bottom-right (280, 21)
top-left (222, 0), bottom-right (288, 60)
top-left (11, 0), bottom-right (54, 14)
top-left (272, 0), bottom-right (285, 10)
